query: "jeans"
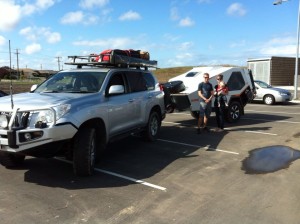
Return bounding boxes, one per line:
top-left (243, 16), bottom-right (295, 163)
top-left (215, 100), bottom-right (225, 129)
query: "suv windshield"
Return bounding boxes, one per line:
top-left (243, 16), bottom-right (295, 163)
top-left (34, 71), bottom-right (107, 93)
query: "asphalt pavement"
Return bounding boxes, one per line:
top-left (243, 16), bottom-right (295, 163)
top-left (0, 101), bottom-right (300, 224)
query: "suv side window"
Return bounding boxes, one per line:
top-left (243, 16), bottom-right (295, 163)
top-left (143, 72), bottom-right (155, 90)
top-left (227, 72), bottom-right (245, 91)
top-left (126, 71), bottom-right (147, 93)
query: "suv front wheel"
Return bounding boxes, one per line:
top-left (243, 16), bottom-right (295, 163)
top-left (143, 111), bottom-right (161, 142)
top-left (0, 152), bottom-right (25, 167)
top-left (73, 127), bottom-right (97, 176)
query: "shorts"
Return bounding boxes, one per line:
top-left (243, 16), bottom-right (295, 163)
top-left (199, 101), bottom-right (212, 117)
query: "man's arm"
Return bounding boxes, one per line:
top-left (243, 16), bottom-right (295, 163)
top-left (198, 90), bottom-right (206, 101)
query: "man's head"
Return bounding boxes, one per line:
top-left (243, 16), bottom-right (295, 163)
top-left (203, 73), bottom-right (209, 83)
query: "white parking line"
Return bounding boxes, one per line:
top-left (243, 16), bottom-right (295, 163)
top-left (246, 109), bottom-right (300, 115)
top-left (244, 130), bottom-right (277, 136)
top-left (158, 139), bottom-right (239, 155)
top-left (54, 157), bottom-right (167, 191)
top-left (163, 121), bottom-right (189, 126)
top-left (242, 117), bottom-right (300, 124)
top-left (96, 169), bottom-right (166, 191)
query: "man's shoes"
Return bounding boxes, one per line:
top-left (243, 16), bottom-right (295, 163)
top-left (203, 127), bottom-right (210, 132)
top-left (197, 128), bottom-right (201, 134)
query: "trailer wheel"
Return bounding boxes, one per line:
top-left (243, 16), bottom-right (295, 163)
top-left (0, 152), bottom-right (25, 168)
top-left (226, 101), bottom-right (242, 123)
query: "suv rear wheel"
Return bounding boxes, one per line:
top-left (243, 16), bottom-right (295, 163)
top-left (143, 111), bottom-right (161, 142)
top-left (73, 127), bottom-right (97, 176)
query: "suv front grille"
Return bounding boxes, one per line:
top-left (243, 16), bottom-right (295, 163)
top-left (0, 111), bottom-right (30, 130)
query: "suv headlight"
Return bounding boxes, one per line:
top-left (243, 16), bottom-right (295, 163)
top-left (33, 104), bottom-right (71, 128)
top-left (0, 114), bottom-right (9, 128)
top-left (53, 104), bottom-right (71, 120)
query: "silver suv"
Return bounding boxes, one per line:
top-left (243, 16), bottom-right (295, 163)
top-left (0, 54), bottom-right (165, 176)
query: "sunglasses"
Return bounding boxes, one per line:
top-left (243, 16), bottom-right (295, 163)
top-left (204, 77), bottom-right (209, 79)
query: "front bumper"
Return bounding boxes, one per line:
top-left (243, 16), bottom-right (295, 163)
top-left (0, 124), bottom-right (77, 154)
top-left (275, 94), bottom-right (292, 102)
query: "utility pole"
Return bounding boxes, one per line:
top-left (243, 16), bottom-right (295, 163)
top-left (55, 56), bottom-right (62, 71)
top-left (15, 49), bottom-right (20, 79)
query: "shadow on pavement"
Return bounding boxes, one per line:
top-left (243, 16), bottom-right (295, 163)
top-left (20, 112), bottom-right (292, 189)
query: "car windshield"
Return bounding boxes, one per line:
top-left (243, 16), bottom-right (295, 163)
top-left (255, 80), bottom-right (272, 88)
top-left (34, 71), bottom-right (107, 93)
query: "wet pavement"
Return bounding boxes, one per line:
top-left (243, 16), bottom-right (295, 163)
top-left (242, 145), bottom-right (300, 174)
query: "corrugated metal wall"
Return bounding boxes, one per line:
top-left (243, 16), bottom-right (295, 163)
top-left (248, 60), bottom-right (270, 83)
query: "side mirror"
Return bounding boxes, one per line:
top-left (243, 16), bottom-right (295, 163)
top-left (30, 84), bottom-right (38, 92)
top-left (108, 85), bottom-right (124, 95)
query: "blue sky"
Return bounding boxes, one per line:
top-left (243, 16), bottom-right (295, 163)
top-left (0, 0), bottom-right (298, 70)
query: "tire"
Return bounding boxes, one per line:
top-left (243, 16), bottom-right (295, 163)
top-left (166, 103), bottom-right (175, 113)
top-left (73, 127), bottom-right (97, 176)
top-left (263, 94), bottom-right (275, 105)
top-left (226, 101), bottom-right (242, 123)
top-left (0, 152), bottom-right (25, 168)
top-left (143, 111), bottom-right (161, 142)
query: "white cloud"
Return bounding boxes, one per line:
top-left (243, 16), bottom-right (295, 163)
top-left (0, 36), bottom-right (6, 46)
top-left (260, 45), bottom-right (296, 55)
top-left (227, 3), bottom-right (247, 17)
top-left (36, 0), bottom-right (56, 10)
top-left (45, 32), bottom-right (61, 44)
top-left (179, 17), bottom-right (195, 27)
top-left (61, 11), bottom-right (84, 24)
top-left (178, 42), bottom-right (194, 51)
top-left (0, 1), bottom-right (21, 31)
top-left (21, 0), bottom-right (56, 16)
top-left (19, 27), bottom-right (36, 41)
top-left (79, 0), bottom-right (110, 9)
top-left (119, 10), bottom-right (141, 21)
top-left (259, 36), bottom-right (297, 56)
top-left (60, 11), bottom-right (99, 25)
top-left (0, 0), bottom-right (58, 32)
top-left (73, 37), bottom-right (135, 49)
top-left (163, 33), bottom-right (180, 42)
top-left (25, 43), bottom-right (42, 54)
top-left (267, 36), bottom-right (295, 45)
top-left (19, 26), bottom-right (61, 44)
top-left (170, 7), bottom-right (179, 21)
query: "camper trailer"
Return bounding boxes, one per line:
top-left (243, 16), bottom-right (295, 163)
top-left (167, 66), bottom-right (255, 122)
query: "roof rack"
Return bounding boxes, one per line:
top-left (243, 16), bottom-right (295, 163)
top-left (65, 53), bottom-right (157, 69)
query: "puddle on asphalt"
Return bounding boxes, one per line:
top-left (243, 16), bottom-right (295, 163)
top-left (242, 145), bottom-right (300, 174)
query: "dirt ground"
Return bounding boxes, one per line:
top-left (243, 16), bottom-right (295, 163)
top-left (0, 83), bottom-right (35, 94)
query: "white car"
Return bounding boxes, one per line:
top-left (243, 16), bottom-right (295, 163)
top-left (253, 80), bottom-right (292, 105)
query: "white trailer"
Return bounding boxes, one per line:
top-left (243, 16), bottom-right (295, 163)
top-left (168, 66), bottom-right (255, 122)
